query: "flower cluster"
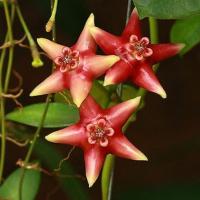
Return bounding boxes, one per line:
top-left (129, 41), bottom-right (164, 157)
top-left (31, 9), bottom-right (183, 187)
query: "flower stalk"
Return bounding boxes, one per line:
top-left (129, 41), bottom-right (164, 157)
top-left (46, 0), bottom-right (58, 32)
top-left (15, 2), bottom-right (43, 67)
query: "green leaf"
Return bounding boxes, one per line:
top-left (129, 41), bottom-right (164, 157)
top-left (133, 0), bottom-right (200, 19)
top-left (34, 139), bottom-right (89, 200)
top-left (170, 15), bottom-right (200, 55)
top-left (0, 168), bottom-right (40, 200)
top-left (90, 80), bottom-right (110, 108)
top-left (121, 84), bottom-right (138, 101)
top-left (6, 103), bottom-right (79, 128)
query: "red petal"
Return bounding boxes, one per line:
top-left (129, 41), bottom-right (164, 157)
top-left (80, 96), bottom-right (102, 120)
top-left (37, 38), bottom-right (65, 60)
top-left (30, 70), bottom-right (69, 96)
top-left (104, 60), bottom-right (132, 86)
top-left (106, 97), bottom-right (141, 128)
top-left (122, 8), bottom-right (141, 39)
top-left (73, 14), bottom-right (96, 53)
top-left (70, 74), bottom-right (92, 107)
top-left (131, 62), bottom-right (167, 98)
top-left (150, 43), bottom-right (185, 64)
top-left (109, 135), bottom-right (148, 161)
top-left (84, 146), bottom-right (105, 187)
top-left (45, 125), bottom-right (84, 146)
top-left (90, 27), bottom-right (123, 54)
top-left (85, 55), bottom-right (120, 77)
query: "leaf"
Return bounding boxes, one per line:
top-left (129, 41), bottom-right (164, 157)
top-left (6, 103), bottom-right (79, 128)
top-left (0, 168), bottom-right (40, 200)
top-left (133, 0), bottom-right (200, 19)
top-left (170, 15), bottom-right (200, 55)
top-left (121, 84), bottom-right (138, 101)
top-left (34, 139), bottom-right (89, 200)
top-left (90, 80), bottom-right (110, 108)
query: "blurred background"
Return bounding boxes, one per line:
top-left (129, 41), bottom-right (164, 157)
top-left (1, 0), bottom-right (200, 199)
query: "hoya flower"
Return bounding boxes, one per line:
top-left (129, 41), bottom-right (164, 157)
top-left (30, 14), bottom-right (119, 107)
top-left (45, 95), bottom-right (147, 187)
top-left (90, 9), bottom-right (184, 98)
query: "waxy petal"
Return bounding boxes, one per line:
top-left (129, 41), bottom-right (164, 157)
top-left (86, 55), bottom-right (120, 76)
top-left (90, 27), bottom-right (123, 54)
top-left (131, 62), bottom-right (167, 98)
top-left (30, 70), bottom-right (68, 96)
top-left (70, 75), bottom-right (92, 107)
top-left (104, 60), bottom-right (132, 86)
top-left (73, 13), bottom-right (96, 52)
top-left (84, 147), bottom-right (105, 187)
top-left (109, 135), bottom-right (148, 161)
top-left (80, 95), bottom-right (102, 119)
top-left (106, 97), bottom-right (141, 127)
top-left (45, 125), bottom-right (84, 146)
top-left (37, 38), bottom-right (65, 60)
top-left (122, 8), bottom-right (141, 39)
top-left (150, 43), bottom-right (185, 64)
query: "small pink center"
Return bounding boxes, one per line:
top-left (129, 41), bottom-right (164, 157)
top-left (86, 118), bottom-right (114, 147)
top-left (54, 47), bottom-right (80, 72)
top-left (127, 35), bottom-right (153, 60)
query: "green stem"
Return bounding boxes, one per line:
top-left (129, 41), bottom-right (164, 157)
top-left (0, 1), bottom-right (14, 183)
top-left (149, 17), bottom-right (158, 44)
top-left (16, 3), bottom-right (43, 67)
top-left (18, 1), bottom-right (57, 198)
top-left (3, 2), bottom-right (14, 93)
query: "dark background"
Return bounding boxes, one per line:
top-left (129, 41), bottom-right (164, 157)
top-left (1, 0), bottom-right (200, 199)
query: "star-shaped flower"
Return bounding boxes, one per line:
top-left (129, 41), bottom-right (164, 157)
top-left (30, 14), bottom-right (119, 106)
top-left (90, 9), bottom-right (185, 98)
top-left (45, 95), bottom-right (147, 187)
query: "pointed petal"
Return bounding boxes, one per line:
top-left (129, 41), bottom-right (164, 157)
top-left (37, 38), bottom-right (65, 60)
top-left (90, 26), bottom-right (123, 54)
top-left (70, 75), bottom-right (92, 107)
top-left (104, 60), bottom-right (132, 86)
top-left (150, 43), bottom-right (185, 63)
top-left (45, 125), bottom-right (84, 146)
top-left (122, 8), bottom-right (141, 39)
top-left (30, 70), bottom-right (68, 96)
top-left (106, 97), bottom-right (141, 127)
top-left (131, 62), bottom-right (167, 98)
top-left (86, 55), bottom-right (120, 77)
top-left (84, 146), bottom-right (105, 187)
top-left (73, 14), bottom-right (96, 52)
top-left (80, 95), bottom-right (102, 119)
top-left (109, 135), bottom-right (148, 161)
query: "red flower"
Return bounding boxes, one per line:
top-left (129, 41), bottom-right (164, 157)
top-left (90, 9), bottom-right (184, 98)
top-left (45, 95), bottom-right (147, 187)
top-left (30, 14), bottom-right (119, 107)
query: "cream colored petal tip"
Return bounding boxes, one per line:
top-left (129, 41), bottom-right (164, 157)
top-left (45, 133), bottom-right (57, 142)
top-left (135, 151), bottom-right (148, 161)
top-left (89, 26), bottom-right (100, 36)
top-left (37, 38), bottom-right (48, 48)
top-left (86, 174), bottom-right (98, 188)
top-left (86, 13), bottom-right (95, 27)
top-left (106, 55), bottom-right (120, 65)
top-left (128, 96), bottom-right (141, 107)
top-left (157, 87), bottom-right (167, 99)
